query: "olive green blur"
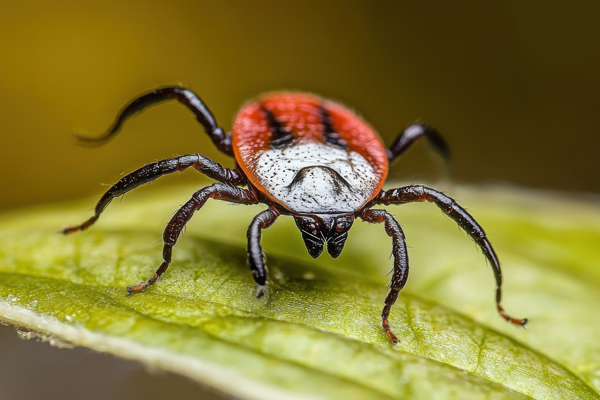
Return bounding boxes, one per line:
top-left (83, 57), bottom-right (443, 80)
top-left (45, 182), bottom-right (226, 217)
top-left (1, 1), bottom-right (599, 210)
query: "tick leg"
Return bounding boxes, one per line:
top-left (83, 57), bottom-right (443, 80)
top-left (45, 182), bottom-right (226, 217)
top-left (386, 123), bottom-right (450, 164)
top-left (75, 86), bottom-right (233, 155)
top-left (127, 183), bottom-right (259, 294)
top-left (360, 209), bottom-right (408, 344)
top-left (62, 154), bottom-right (246, 234)
top-left (376, 185), bottom-right (528, 327)
top-left (247, 207), bottom-right (281, 296)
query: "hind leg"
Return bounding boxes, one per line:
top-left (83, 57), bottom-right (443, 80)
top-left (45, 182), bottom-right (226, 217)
top-left (387, 123), bottom-right (450, 165)
top-left (75, 86), bottom-right (233, 154)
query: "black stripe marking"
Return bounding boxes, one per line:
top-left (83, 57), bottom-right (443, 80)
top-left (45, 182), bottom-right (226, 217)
top-left (261, 106), bottom-right (294, 149)
top-left (320, 106), bottom-right (348, 149)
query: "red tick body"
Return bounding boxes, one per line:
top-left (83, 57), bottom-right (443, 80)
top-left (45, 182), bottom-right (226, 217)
top-left (234, 93), bottom-right (388, 213)
top-left (64, 87), bottom-right (528, 343)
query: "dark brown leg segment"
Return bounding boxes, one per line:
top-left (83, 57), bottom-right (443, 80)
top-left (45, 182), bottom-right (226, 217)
top-left (247, 207), bottom-right (281, 296)
top-left (75, 86), bottom-right (233, 155)
top-left (62, 154), bottom-right (246, 234)
top-left (127, 183), bottom-right (259, 294)
top-left (386, 123), bottom-right (450, 164)
top-left (376, 185), bottom-right (528, 327)
top-left (360, 209), bottom-right (408, 344)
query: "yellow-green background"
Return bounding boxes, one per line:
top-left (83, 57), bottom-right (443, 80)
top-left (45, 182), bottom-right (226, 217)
top-left (1, 1), bottom-right (600, 211)
top-left (1, 2), bottom-right (599, 399)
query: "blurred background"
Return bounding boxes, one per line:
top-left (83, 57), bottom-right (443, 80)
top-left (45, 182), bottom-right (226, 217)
top-left (1, 1), bottom-right (599, 212)
top-left (0, 1), bottom-right (599, 399)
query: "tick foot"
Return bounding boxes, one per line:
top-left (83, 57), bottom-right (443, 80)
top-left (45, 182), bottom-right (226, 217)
top-left (382, 319), bottom-right (399, 344)
top-left (61, 226), bottom-right (79, 235)
top-left (498, 304), bottom-right (528, 328)
top-left (126, 283), bottom-right (148, 295)
top-left (61, 216), bottom-right (98, 235)
top-left (126, 273), bottom-right (160, 295)
top-left (255, 285), bottom-right (267, 298)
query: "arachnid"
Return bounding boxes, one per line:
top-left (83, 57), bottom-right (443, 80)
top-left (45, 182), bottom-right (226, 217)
top-left (63, 87), bottom-right (527, 343)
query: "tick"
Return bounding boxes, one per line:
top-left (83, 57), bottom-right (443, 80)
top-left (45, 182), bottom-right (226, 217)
top-left (63, 87), bottom-right (527, 343)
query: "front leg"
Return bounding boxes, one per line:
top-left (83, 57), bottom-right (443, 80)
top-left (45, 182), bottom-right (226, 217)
top-left (360, 209), bottom-right (408, 344)
top-left (127, 183), bottom-right (259, 294)
top-left (247, 207), bottom-right (281, 297)
top-left (62, 154), bottom-right (246, 234)
top-left (376, 185), bottom-right (528, 327)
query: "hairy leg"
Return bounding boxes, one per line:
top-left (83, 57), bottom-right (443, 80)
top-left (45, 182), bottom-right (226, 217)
top-left (75, 86), bottom-right (233, 155)
top-left (247, 207), bottom-right (281, 296)
top-left (127, 183), bottom-right (259, 294)
top-left (360, 209), bottom-right (408, 343)
top-left (376, 185), bottom-right (528, 327)
top-left (387, 123), bottom-right (450, 164)
top-left (62, 154), bottom-right (246, 234)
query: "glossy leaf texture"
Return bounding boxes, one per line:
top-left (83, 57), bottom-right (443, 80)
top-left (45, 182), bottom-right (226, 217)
top-left (0, 182), bottom-right (599, 400)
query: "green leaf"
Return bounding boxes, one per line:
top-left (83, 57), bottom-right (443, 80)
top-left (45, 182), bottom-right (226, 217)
top-left (0, 183), bottom-right (599, 399)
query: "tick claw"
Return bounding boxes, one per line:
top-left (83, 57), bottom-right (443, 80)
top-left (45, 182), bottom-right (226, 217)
top-left (382, 319), bottom-right (399, 344)
top-left (386, 330), bottom-right (399, 344)
top-left (61, 226), bottom-right (78, 235)
top-left (126, 283), bottom-right (146, 295)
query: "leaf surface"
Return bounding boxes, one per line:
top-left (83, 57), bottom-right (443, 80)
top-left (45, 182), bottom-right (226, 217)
top-left (0, 183), bottom-right (598, 399)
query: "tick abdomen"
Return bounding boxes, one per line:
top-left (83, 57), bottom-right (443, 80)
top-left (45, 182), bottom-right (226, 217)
top-left (253, 141), bottom-right (379, 213)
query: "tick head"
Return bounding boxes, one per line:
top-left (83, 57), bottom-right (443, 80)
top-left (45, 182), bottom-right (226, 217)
top-left (293, 213), bottom-right (355, 259)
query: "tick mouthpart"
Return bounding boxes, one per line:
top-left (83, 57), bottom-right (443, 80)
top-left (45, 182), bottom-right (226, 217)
top-left (326, 232), bottom-right (349, 258)
top-left (299, 229), bottom-right (325, 258)
top-left (294, 213), bottom-right (355, 259)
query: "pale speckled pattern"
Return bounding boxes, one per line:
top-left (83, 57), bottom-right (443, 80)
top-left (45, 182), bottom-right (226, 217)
top-left (251, 142), bottom-right (380, 213)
